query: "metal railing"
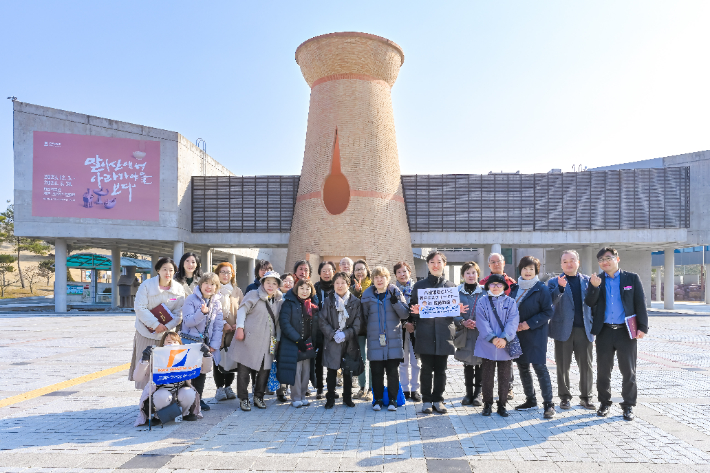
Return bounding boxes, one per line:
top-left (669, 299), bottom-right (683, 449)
top-left (400, 167), bottom-right (690, 232)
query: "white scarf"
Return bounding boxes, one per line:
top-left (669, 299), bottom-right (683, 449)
top-left (335, 291), bottom-right (350, 330)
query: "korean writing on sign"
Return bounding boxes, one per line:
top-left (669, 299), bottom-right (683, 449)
top-left (43, 174), bottom-right (76, 202)
top-left (84, 155), bottom-right (153, 202)
top-left (418, 287), bottom-right (460, 318)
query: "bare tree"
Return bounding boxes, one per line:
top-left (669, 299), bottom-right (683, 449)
top-left (24, 266), bottom-right (43, 294)
top-left (0, 202), bottom-right (51, 288)
top-left (0, 254), bottom-right (18, 298)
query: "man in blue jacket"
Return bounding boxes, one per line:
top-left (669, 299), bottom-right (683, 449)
top-left (585, 247), bottom-right (648, 421)
top-left (548, 250), bottom-right (595, 411)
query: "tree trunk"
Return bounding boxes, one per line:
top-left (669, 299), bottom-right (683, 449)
top-left (16, 239), bottom-right (25, 289)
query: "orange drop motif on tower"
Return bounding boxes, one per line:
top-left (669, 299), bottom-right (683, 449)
top-left (322, 128), bottom-right (350, 215)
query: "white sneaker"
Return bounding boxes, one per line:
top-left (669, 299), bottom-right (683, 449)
top-left (302, 398), bottom-right (310, 406)
top-left (388, 404), bottom-right (397, 412)
top-left (372, 403), bottom-right (382, 411)
top-left (215, 387), bottom-right (227, 401)
top-left (224, 386), bottom-right (237, 399)
top-left (292, 401), bottom-right (303, 408)
top-left (433, 402), bottom-right (448, 413)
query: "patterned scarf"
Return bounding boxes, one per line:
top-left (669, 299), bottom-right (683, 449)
top-left (334, 291), bottom-right (350, 330)
top-left (395, 279), bottom-right (413, 300)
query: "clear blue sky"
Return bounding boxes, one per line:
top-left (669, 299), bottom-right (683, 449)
top-left (2, 1), bottom-right (709, 207)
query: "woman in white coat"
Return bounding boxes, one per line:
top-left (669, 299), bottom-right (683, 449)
top-left (129, 257), bottom-right (185, 390)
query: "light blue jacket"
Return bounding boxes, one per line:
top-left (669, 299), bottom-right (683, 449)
top-left (181, 286), bottom-right (225, 363)
top-left (474, 293), bottom-right (520, 361)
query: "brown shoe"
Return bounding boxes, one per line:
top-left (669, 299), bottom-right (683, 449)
top-left (579, 399), bottom-right (596, 410)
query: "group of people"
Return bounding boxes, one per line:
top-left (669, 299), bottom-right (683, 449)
top-left (128, 246), bottom-right (648, 426)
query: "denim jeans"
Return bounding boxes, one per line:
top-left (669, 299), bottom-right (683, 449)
top-left (516, 361), bottom-right (553, 404)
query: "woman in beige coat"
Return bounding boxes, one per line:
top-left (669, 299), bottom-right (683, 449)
top-left (130, 257), bottom-right (185, 389)
top-left (213, 262), bottom-right (244, 401)
top-left (228, 271), bottom-right (283, 411)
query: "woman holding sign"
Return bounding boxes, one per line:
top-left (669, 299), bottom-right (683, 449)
top-left (410, 250), bottom-right (467, 415)
top-left (361, 266), bottom-right (410, 411)
top-left (130, 257), bottom-right (185, 390)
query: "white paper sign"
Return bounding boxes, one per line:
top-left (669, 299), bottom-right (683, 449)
top-left (418, 287), bottom-right (460, 318)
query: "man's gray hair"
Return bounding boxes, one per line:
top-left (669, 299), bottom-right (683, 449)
top-left (560, 250), bottom-right (580, 261)
top-left (340, 257), bottom-right (354, 265)
top-left (488, 252), bottom-right (505, 263)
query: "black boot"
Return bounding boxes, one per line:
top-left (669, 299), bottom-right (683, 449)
top-left (343, 392), bottom-right (355, 407)
top-left (471, 387), bottom-right (482, 406)
top-left (497, 401), bottom-right (509, 417)
top-left (482, 402), bottom-right (493, 416)
top-left (404, 391), bottom-right (411, 399)
top-left (461, 365), bottom-right (474, 405)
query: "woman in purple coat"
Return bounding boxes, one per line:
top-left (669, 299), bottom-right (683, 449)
top-left (474, 274), bottom-right (520, 417)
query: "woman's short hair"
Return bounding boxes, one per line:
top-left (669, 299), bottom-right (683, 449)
top-left (175, 252), bottom-right (202, 283)
top-left (280, 272), bottom-right (295, 283)
top-left (426, 250), bottom-right (447, 264)
top-left (518, 256), bottom-right (541, 275)
top-left (197, 272), bottom-right (221, 290)
top-left (460, 261), bottom-right (481, 277)
top-left (393, 261), bottom-right (412, 275)
top-left (318, 261), bottom-right (337, 275)
top-left (155, 257), bottom-right (177, 273)
top-left (371, 265), bottom-right (391, 281)
top-left (214, 262), bottom-right (236, 285)
top-left (333, 271), bottom-right (351, 286)
top-left (293, 277), bottom-right (315, 297)
top-left (159, 331), bottom-right (182, 347)
top-left (255, 260), bottom-right (273, 279)
top-left (293, 260), bottom-right (312, 278)
top-left (352, 260), bottom-right (371, 279)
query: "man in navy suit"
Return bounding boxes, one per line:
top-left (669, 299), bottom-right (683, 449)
top-left (585, 247), bottom-right (648, 421)
top-left (548, 250), bottom-right (595, 411)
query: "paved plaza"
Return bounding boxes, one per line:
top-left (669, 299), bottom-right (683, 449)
top-left (1, 312), bottom-right (710, 472)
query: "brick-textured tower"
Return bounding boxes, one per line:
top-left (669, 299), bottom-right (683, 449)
top-left (286, 32), bottom-right (415, 277)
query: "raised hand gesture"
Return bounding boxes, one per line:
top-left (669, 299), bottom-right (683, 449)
top-left (557, 274), bottom-right (567, 288)
top-left (201, 303), bottom-right (209, 314)
top-left (590, 273), bottom-right (602, 287)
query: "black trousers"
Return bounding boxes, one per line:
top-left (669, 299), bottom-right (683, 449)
top-left (213, 360), bottom-right (235, 388)
top-left (370, 359), bottom-right (400, 406)
top-left (327, 368), bottom-right (352, 400)
top-left (555, 326), bottom-right (594, 401)
top-left (192, 373), bottom-right (206, 397)
top-left (596, 324), bottom-right (637, 408)
top-left (237, 361), bottom-right (270, 401)
top-left (463, 364), bottom-right (482, 393)
top-left (419, 354), bottom-right (448, 403)
top-left (310, 348), bottom-right (324, 392)
top-left (481, 358), bottom-right (511, 405)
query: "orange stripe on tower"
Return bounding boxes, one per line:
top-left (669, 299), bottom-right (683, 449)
top-left (311, 73), bottom-right (390, 89)
top-left (296, 189), bottom-right (404, 204)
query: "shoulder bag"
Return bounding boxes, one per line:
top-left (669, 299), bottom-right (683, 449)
top-left (487, 297), bottom-right (523, 358)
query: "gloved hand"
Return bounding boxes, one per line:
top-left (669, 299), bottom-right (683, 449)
top-left (389, 289), bottom-right (400, 305)
top-left (141, 345), bottom-right (154, 362)
top-left (297, 338), bottom-right (308, 352)
top-left (334, 331), bottom-right (345, 344)
top-left (200, 343), bottom-right (211, 357)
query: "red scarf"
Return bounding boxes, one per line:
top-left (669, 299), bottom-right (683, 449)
top-left (298, 297), bottom-right (317, 317)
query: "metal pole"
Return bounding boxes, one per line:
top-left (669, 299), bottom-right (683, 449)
top-left (149, 352), bottom-right (153, 431)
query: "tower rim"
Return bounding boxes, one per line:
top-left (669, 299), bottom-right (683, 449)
top-left (295, 31), bottom-right (405, 67)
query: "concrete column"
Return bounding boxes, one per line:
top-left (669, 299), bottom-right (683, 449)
top-left (248, 258), bottom-right (256, 285)
top-left (228, 254), bottom-right (237, 271)
top-left (482, 244), bottom-right (492, 277)
top-left (491, 243), bottom-right (502, 255)
top-left (150, 253), bottom-right (159, 277)
top-left (653, 267), bottom-right (662, 302)
top-left (200, 247), bottom-right (213, 273)
top-left (664, 248), bottom-right (675, 310)
top-left (447, 265), bottom-right (456, 285)
top-left (173, 241), bottom-right (185, 266)
top-left (111, 247), bottom-right (120, 308)
top-left (477, 248), bottom-right (486, 277)
top-left (54, 238), bottom-right (68, 312)
top-left (580, 246), bottom-right (594, 276)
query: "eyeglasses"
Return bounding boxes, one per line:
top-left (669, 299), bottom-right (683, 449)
top-left (489, 260), bottom-right (504, 265)
top-left (598, 256), bottom-right (615, 263)
top-left (489, 283), bottom-right (504, 288)
top-left (219, 270), bottom-right (232, 275)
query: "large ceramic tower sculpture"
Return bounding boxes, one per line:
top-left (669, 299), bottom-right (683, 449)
top-left (286, 32), bottom-right (415, 276)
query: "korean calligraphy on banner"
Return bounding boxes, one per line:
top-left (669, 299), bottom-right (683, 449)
top-left (32, 131), bottom-right (160, 221)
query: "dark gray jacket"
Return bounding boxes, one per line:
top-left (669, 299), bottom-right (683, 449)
top-left (547, 273), bottom-right (594, 342)
top-left (318, 293), bottom-right (362, 370)
top-left (454, 284), bottom-right (484, 366)
top-left (410, 274), bottom-right (462, 356)
top-left (361, 285), bottom-right (409, 361)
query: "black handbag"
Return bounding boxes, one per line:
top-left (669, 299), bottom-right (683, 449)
top-left (341, 337), bottom-right (365, 376)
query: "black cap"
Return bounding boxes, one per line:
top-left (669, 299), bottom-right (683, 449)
top-left (484, 273), bottom-right (509, 291)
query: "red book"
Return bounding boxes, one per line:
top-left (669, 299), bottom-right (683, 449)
top-left (625, 315), bottom-right (638, 339)
top-left (150, 303), bottom-right (174, 326)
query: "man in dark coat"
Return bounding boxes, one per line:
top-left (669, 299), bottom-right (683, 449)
top-left (410, 251), bottom-right (463, 414)
top-left (585, 247), bottom-right (648, 421)
top-left (548, 250), bottom-right (595, 410)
